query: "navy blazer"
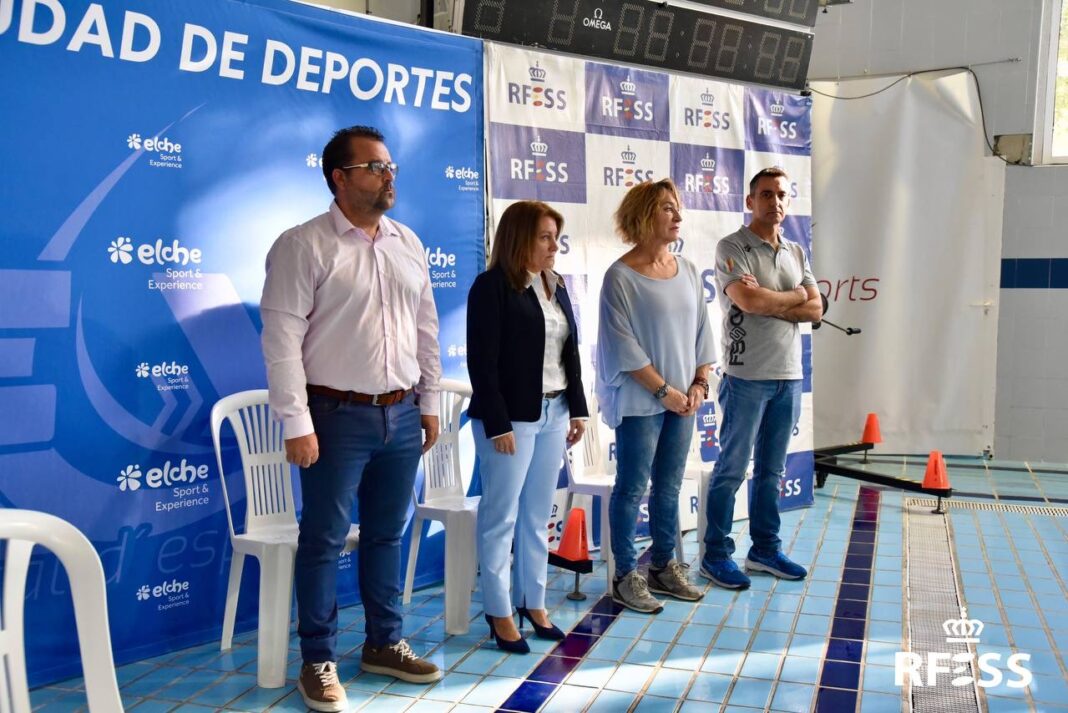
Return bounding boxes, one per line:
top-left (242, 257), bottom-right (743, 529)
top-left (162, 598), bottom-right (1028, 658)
top-left (466, 265), bottom-right (589, 439)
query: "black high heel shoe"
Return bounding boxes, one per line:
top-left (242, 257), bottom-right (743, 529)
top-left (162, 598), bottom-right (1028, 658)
top-left (485, 614), bottom-right (530, 653)
top-left (516, 607), bottom-right (565, 640)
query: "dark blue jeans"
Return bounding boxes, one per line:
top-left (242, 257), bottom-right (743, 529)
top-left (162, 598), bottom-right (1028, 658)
top-left (702, 375), bottom-right (802, 564)
top-left (610, 411), bottom-right (695, 577)
top-left (295, 392), bottom-right (422, 662)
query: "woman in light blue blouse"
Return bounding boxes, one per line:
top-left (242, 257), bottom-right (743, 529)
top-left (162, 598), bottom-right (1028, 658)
top-left (596, 178), bottom-right (718, 614)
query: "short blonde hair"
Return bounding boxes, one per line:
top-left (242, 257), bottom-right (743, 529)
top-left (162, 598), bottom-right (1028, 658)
top-left (613, 179), bottom-right (681, 246)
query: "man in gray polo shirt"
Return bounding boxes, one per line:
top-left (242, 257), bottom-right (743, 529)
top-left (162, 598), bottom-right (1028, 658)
top-left (700, 167), bottom-right (823, 590)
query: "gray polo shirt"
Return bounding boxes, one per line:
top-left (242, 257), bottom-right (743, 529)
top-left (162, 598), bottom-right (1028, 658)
top-left (714, 225), bottom-right (815, 380)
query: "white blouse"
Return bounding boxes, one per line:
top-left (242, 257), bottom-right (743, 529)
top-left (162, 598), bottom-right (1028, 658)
top-left (526, 270), bottom-right (570, 393)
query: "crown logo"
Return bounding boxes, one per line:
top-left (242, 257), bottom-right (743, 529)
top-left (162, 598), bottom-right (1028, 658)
top-left (529, 61), bottom-right (547, 83)
top-left (770, 102), bottom-right (786, 116)
top-left (700, 89), bottom-right (715, 106)
top-left (619, 77), bottom-right (637, 95)
top-left (529, 135), bottom-right (548, 157)
top-left (700, 153), bottom-right (716, 171)
top-left (942, 606), bottom-right (984, 644)
top-left (620, 145), bottom-right (636, 164)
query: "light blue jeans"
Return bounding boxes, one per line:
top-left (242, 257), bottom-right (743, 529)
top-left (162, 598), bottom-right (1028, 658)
top-left (609, 411), bottom-right (695, 577)
top-left (472, 395), bottom-right (569, 617)
top-left (701, 375), bottom-right (802, 564)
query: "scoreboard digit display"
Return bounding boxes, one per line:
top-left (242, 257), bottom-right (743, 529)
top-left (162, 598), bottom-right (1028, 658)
top-left (460, 0), bottom-right (814, 90)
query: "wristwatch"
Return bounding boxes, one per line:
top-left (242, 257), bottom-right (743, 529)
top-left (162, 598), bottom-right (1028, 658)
top-left (654, 382), bottom-right (669, 400)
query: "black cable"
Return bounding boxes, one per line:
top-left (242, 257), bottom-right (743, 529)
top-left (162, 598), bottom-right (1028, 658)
top-left (808, 66), bottom-right (1016, 165)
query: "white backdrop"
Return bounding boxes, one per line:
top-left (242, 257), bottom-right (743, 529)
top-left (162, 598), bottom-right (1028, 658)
top-left (810, 70), bottom-right (1005, 454)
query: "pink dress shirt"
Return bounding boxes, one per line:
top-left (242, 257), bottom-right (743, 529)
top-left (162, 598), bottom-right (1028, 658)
top-left (261, 201), bottom-right (441, 438)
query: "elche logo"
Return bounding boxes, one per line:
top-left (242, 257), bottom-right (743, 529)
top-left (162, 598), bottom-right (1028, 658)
top-left (683, 153), bottom-right (730, 195)
top-left (127, 132), bottom-right (183, 170)
top-left (600, 77), bottom-right (653, 122)
top-left (684, 88), bottom-right (732, 131)
top-left (446, 344), bottom-right (468, 358)
top-left (584, 7), bottom-right (612, 31)
top-left (424, 246), bottom-right (457, 268)
top-left (136, 361), bottom-right (189, 379)
top-left (602, 145), bottom-right (653, 187)
top-left (135, 579), bottom-right (189, 602)
top-left (116, 459), bottom-right (210, 492)
top-left (509, 134), bottom-right (569, 183)
top-left (757, 100), bottom-right (799, 140)
top-left (444, 165), bottom-right (480, 180)
top-left (507, 60), bottom-right (568, 110)
top-left (894, 606), bottom-right (1033, 690)
top-left (127, 133), bottom-right (182, 154)
top-left (306, 153), bottom-right (323, 168)
top-left (107, 236), bottom-right (202, 267)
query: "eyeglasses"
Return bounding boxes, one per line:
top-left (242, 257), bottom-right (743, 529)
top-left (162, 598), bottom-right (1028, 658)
top-left (339, 161), bottom-right (399, 177)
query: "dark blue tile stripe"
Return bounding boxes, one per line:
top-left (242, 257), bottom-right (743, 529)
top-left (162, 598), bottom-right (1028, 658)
top-left (1001, 258), bottom-right (1068, 288)
top-left (815, 485), bottom-right (881, 711)
top-left (497, 549), bottom-right (647, 712)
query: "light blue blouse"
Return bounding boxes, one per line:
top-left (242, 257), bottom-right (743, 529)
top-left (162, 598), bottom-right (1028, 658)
top-left (595, 256), bottom-right (718, 428)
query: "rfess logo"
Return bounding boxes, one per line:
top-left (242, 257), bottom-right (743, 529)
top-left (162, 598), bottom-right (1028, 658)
top-left (116, 460), bottom-right (209, 491)
top-left (127, 132), bottom-right (183, 169)
top-left (603, 145), bottom-right (654, 187)
top-left (601, 76), bottom-right (653, 121)
top-left (107, 236), bottom-right (202, 266)
top-left (683, 89), bottom-right (732, 131)
top-left (757, 102), bottom-right (798, 140)
top-left (510, 135), bottom-right (569, 183)
top-left (683, 153), bottom-right (730, 195)
top-left (508, 61), bottom-right (567, 110)
top-left (894, 607), bottom-right (1033, 689)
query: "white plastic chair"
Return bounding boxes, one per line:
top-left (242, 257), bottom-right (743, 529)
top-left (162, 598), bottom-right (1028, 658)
top-left (0, 509), bottom-right (122, 713)
top-left (564, 394), bottom-right (684, 589)
top-left (210, 390), bottom-right (358, 689)
top-left (402, 378), bottom-right (479, 635)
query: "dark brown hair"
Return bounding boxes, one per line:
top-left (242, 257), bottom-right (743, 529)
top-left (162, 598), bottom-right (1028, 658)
top-left (488, 201), bottom-right (564, 291)
top-left (614, 179), bottom-right (681, 246)
top-left (748, 166), bottom-right (790, 195)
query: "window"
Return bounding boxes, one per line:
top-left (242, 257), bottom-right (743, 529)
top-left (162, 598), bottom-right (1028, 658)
top-left (1036, 0), bottom-right (1068, 163)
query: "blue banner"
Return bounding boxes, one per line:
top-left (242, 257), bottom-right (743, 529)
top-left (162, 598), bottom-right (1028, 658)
top-left (0, 0), bottom-right (483, 685)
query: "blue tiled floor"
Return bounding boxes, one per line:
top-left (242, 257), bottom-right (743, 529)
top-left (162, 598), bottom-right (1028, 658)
top-left (29, 461), bottom-right (1068, 712)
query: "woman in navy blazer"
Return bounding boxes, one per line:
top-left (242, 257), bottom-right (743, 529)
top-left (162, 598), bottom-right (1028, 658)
top-left (467, 200), bottom-right (589, 653)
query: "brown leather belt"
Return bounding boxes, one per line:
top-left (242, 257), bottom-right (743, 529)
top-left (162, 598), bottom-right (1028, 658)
top-left (307, 384), bottom-right (414, 406)
top-left (543, 390), bottom-right (564, 399)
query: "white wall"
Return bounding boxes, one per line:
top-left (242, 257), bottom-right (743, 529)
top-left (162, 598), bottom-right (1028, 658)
top-left (811, 0), bottom-right (1068, 463)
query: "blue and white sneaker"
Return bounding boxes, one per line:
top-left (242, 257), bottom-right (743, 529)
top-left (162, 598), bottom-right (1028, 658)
top-left (698, 559), bottom-right (751, 590)
top-left (745, 549), bottom-right (807, 580)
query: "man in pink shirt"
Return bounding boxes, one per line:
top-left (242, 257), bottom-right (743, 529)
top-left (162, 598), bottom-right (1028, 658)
top-left (261, 126), bottom-right (443, 711)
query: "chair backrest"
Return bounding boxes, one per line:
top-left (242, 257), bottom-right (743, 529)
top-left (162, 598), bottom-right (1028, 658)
top-left (417, 379), bottom-right (472, 504)
top-left (210, 389), bottom-right (296, 537)
top-left (566, 391), bottom-right (606, 484)
top-left (0, 509), bottom-right (122, 713)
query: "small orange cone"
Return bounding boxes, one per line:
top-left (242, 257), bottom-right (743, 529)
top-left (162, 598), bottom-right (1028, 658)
top-left (922, 451), bottom-right (950, 490)
top-left (861, 413), bottom-right (883, 444)
top-left (552, 507), bottom-right (589, 562)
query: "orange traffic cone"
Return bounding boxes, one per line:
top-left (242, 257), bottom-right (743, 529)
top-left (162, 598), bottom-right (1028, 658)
top-left (552, 507), bottom-right (589, 562)
top-left (922, 451), bottom-right (950, 490)
top-left (549, 508), bottom-right (593, 600)
top-left (861, 413), bottom-right (883, 444)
